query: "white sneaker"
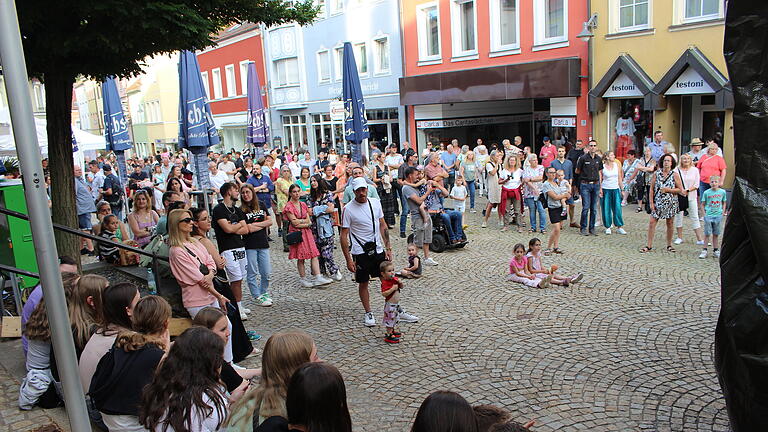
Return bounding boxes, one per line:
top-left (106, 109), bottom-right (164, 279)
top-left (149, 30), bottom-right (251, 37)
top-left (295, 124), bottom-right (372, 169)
top-left (696, 240), bottom-right (705, 246)
top-left (698, 250), bottom-right (708, 259)
top-left (617, 228), bottom-right (627, 235)
top-left (714, 250), bottom-right (721, 258)
top-left (240, 310), bottom-right (248, 321)
top-left (300, 277), bottom-right (314, 288)
top-left (470, 208), bottom-right (477, 213)
top-left (241, 307), bottom-right (252, 314)
top-left (605, 228), bottom-right (612, 235)
top-left (364, 312), bottom-right (376, 327)
top-left (398, 308), bottom-right (420, 323)
top-left (313, 274), bottom-right (333, 286)
top-left (673, 237), bottom-right (683, 245)
top-left (424, 257), bottom-right (439, 266)
top-left (332, 270), bottom-right (343, 281)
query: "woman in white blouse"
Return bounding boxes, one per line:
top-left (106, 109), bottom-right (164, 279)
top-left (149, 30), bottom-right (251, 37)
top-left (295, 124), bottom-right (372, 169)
top-left (673, 153), bottom-right (705, 246)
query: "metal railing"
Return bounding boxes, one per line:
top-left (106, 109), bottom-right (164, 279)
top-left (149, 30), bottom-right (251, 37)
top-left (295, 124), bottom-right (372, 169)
top-left (0, 262), bottom-right (34, 317)
top-left (0, 206), bottom-right (168, 292)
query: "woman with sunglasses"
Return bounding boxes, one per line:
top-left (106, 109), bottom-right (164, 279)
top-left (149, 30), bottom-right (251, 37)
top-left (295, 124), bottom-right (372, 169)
top-left (127, 190), bottom-right (159, 248)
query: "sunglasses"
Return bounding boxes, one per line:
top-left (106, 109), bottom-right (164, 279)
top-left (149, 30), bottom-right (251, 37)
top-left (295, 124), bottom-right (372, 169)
top-left (179, 217), bottom-right (193, 224)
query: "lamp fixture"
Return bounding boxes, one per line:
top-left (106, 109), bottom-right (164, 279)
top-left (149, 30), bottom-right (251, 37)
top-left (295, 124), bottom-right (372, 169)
top-left (577, 13), bottom-right (599, 42)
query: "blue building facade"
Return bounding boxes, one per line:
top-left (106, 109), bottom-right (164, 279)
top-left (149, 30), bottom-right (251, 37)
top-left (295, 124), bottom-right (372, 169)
top-left (263, 0), bottom-right (406, 157)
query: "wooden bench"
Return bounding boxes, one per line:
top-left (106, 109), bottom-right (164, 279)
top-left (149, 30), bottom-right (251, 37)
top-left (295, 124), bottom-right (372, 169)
top-left (1, 317), bottom-right (193, 338)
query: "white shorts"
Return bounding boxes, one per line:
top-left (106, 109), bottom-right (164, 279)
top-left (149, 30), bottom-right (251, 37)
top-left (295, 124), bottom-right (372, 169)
top-left (221, 248), bottom-right (247, 282)
top-left (454, 202), bottom-right (466, 213)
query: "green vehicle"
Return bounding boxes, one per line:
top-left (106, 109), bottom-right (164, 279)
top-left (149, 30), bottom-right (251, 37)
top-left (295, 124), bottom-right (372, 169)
top-left (0, 179), bottom-right (39, 292)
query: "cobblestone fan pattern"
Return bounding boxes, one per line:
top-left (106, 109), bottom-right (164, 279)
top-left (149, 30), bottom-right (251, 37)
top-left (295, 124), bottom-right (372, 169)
top-left (0, 364), bottom-right (65, 431)
top-left (238, 203), bottom-right (730, 431)
top-left (0, 202), bottom-right (729, 432)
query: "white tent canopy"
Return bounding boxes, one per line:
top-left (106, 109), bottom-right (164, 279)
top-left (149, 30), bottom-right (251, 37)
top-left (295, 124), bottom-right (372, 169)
top-left (0, 108), bottom-right (107, 157)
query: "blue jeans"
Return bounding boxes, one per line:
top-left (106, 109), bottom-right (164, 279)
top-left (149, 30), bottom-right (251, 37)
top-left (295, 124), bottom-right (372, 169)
top-left (466, 180), bottom-right (476, 209)
top-left (399, 186), bottom-right (410, 235)
top-left (579, 183), bottom-right (599, 230)
top-left (524, 197), bottom-right (547, 231)
top-left (440, 210), bottom-right (464, 241)
top-left (246, 248), bottom-right (271, 297)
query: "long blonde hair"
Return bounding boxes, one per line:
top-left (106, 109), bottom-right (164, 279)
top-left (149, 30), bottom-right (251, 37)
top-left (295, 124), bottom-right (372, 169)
top-left (227, 330), bottom-right (314, 426)
top-left (504, 154), bottom-right (519, 171)
top-left (168, 208), bottom-right (193, 248)
top-left (115, 295), bottom-right (171, 352)
top-left (70, 274), bottom-right (107, 353)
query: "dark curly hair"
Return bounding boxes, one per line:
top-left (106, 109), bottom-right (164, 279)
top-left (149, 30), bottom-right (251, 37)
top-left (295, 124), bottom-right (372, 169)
top-left (139, 327), bottom-right (226, 431)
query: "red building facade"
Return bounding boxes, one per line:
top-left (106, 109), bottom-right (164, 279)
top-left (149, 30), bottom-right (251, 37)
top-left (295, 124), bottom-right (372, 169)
top-left (197, 23), bottom-right (269, 151)
top-left (399, 0), bottom-right (590, 154)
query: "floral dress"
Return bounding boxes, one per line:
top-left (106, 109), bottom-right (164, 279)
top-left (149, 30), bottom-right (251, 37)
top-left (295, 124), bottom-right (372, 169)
top-left (652, 170), bottom-right (679, 220)
top-left (622, 158), bottom-right (640, 191)
top-left (374, 164), bottom-right (396, 226)
top-left (309, 192), bottom-right (339, 276)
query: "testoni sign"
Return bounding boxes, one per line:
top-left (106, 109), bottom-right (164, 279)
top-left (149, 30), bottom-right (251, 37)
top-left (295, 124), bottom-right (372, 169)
top-left (602, 72), bottom-right (643, 98)
top-left (416, 114), bottom-right (531, 129)
top-left (329, 100), bottom-right (345, 121)
top-left (665, 67), bottom-right (715, 95)
top-left (551, 117), bottom-right (576, 127)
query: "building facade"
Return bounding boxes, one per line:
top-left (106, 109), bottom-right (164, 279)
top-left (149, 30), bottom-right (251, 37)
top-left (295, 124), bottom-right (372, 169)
top-left (263, 0), bottom-right (406, 156)
top-left (197, 23), bottom-right (269, 153)
top-left (399, 0), bottom-right (590, 155)
top-left (588, 0), bottom-right (733, 184)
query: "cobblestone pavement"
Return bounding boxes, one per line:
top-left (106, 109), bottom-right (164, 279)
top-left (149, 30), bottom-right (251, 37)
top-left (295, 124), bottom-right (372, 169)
top-left (0, 198), bottom-right (729, 431)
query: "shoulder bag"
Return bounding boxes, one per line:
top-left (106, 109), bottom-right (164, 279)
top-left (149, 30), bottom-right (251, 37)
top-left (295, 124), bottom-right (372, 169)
top-left (350, 200), bottom-right (378, 256)
top-left (677, 168), bottom-right (689, 215)
top-left (286, 202), bottom-right (304, 245)
top-left (184, 244), bottom-right (210, 276)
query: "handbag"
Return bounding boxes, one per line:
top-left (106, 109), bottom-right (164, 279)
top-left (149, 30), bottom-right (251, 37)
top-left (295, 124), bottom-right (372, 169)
top-left (286, 201), bottom-right (306, 245)
top-left (676, 168), bottom-right (689, 215)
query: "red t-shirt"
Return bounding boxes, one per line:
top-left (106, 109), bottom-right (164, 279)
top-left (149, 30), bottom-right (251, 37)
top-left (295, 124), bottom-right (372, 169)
top-left (540, 145), bottom-right (558, 168)
top-left (381, 277), bottom-right (400, 301)
top-left (697, 154), bottom-right (726, 184)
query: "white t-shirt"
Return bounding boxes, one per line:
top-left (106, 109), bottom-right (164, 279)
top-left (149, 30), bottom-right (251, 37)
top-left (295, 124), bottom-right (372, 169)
top-left (341, 197), bottom-right (385, 256)
top-left (616, 117), bottom-right (636, 136)
top-left (450, 185), bottom-right (467, 200)
top-left (154, 390), bottom-right (226, 432)
top-left (218, 161), bottom-right (236, 180)
top-left (385, 154), bottom-right (404, 178)
top-left (209, 170), bottom-right (229, 192)
top-left (499, 168), bottom-right (523, 189)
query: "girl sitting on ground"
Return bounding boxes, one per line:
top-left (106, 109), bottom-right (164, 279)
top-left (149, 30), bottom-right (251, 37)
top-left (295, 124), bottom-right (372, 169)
top-left (508, 243), bottom-right (552, 289)
top-left (397, 244), bottom-right (422, 279)
top-left (526, 238), bottom-right (582, 287)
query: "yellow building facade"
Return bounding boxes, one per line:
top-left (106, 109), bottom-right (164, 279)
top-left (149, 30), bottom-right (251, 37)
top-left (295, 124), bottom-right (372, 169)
top-left (588, 0), bottom-right (732, 185)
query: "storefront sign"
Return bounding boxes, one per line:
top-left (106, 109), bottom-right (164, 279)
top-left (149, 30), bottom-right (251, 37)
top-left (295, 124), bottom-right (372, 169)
top-left (329, 100), bottom-right (345, 121)
top-left (551, 117), bottom-right (576, 127)
top-left (416, 114), bottom-right (531, 129)
top-left (665, 67), bottom-right (715, 95)
top-left (602, 72), bottom-right (643, 98)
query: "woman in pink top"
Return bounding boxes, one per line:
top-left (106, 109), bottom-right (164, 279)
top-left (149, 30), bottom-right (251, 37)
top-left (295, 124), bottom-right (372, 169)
top-left (167, 208), bottom-right (227, 317)
top-left (696, 143), bottom-right (726, 194)
top-left (674, 154), bottom-right (704, 245)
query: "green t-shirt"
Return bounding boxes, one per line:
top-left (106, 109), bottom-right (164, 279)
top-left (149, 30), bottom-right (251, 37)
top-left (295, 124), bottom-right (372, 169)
top-left (702, 188), bottom-right (727, 217)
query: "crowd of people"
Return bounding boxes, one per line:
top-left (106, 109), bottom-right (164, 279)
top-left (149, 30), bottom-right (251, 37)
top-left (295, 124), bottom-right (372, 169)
top-left (24, 132), bottom-right (727, 430)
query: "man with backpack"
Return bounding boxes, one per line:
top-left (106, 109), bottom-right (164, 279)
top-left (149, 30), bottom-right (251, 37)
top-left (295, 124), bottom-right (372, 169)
top-left (101, 164), bottom-right (124, 220)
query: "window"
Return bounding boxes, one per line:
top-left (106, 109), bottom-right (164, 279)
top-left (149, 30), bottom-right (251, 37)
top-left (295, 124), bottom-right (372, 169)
top-left (225, 64), bottom-right (236, 97)
top-left (684, 0), bottom-right (719, 21)
top-left (274, 58), bottom-right (300, 87)
top-left (417, 2), bottom-right (441, 61)
top-left (317, 50), bottom-right (331, 83)
top-left (239, 61), bottom-right (250, 95)
top-left (330, 0), bottom-right (343, 14)
top-left (373, 37), bottom-right (390, 74)
top-left (32, 83), bottom-right (46, 110)
top-left (334, 46), bottom-right (344, 81)
top-left (534, 0), bottom-right (568, 46)
top-left (490, 0), bottom-right (519, 52)
top-left (315, 0), bottom-right (326, 18)
top-left (451, 0), bottom-right (476, 56)
top-left (353, 42), bottom-right (368, 75)
top-left (200, 71), bottom-right (210, 99)
top-left (619, 0), bottom-right (649, 30)
top-left (211, 68), bottom-right (223, 99)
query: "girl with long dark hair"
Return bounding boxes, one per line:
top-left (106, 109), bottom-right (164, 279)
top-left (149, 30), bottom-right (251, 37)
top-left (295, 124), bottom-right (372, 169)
top-left (412, 391), bottom-right (478, 432)
top-left (239, 184), bottom-right (274, 307)
top-left (285, 362), bottom-right (352, 432)
top-left (308, 175), bottom-right (342, 281)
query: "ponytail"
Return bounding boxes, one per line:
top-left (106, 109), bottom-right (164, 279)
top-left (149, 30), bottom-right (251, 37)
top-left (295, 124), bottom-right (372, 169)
top-left (115, 296), bottom-right (171, 351)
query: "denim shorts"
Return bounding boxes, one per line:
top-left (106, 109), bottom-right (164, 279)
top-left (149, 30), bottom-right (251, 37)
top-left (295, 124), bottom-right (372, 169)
top-left (703, 215), bottom-right (723, 236)
top-left (78, 213), bottom-right (93, 230)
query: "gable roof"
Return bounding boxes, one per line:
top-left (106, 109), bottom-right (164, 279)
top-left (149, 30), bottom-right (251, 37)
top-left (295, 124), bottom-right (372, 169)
top-left (653, 47), bottom-right (733, 109)
top-left (589, 54), bottom-right (663, 112)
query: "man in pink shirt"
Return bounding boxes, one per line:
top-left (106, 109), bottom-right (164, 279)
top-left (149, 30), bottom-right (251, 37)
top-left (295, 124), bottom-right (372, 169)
top-left (539, 136), bottom-right (557, 168)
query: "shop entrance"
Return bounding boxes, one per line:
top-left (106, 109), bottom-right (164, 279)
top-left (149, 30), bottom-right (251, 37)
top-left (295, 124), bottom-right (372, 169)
top-left (608, 99), bottom-right (653, 156)
top-left (680, 95), bottom-right (725, 153)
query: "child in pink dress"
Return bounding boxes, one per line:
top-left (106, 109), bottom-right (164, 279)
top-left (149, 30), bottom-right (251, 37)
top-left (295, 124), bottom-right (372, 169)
top-left (525, 238), bottom-right (583, 287)
top-left (508, 243), bottom-right (552, 288)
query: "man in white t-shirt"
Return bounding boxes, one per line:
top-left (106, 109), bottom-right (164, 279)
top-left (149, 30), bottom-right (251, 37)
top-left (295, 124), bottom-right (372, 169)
top-left (208, 162), bottom-right (229, 199)
top-left (218, 155), bottom-right (237, 181)
top-left (341, 177), bottom-right (419, 327)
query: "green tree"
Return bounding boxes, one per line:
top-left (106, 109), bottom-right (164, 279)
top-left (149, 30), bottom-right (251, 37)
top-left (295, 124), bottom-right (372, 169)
top-left (16, 0), bottom-right (317, 263)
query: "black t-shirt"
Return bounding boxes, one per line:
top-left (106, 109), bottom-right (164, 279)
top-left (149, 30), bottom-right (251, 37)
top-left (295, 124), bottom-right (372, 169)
top-left (102, 174), bottom-right (122, 203)
top-left (89, 344), bottom-right (164, 416)
top-left (129, 171), bottom-right (150, 191)
top-left (220, 361), bottom-right (244, 393)
top-left (212, 203), bottom-right (246, 252)
top-left (576, 153), bottom-right (603, 182)
top-left (322, 176), bottom-right (338, 192)
top-left (243, 209), bottom-right (269, 250)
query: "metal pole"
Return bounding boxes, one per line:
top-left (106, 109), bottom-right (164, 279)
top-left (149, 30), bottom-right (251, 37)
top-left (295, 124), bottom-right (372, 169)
top-left (0, 2), bottom-right (92, 431)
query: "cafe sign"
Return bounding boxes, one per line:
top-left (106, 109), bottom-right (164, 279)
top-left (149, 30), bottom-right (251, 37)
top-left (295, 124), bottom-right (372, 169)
top-left (416, 114), bottom-right (531, 129)
top-left (665, 67), bottom-right (715, 95)
top-left (551, 117), bottom-right (576, 127)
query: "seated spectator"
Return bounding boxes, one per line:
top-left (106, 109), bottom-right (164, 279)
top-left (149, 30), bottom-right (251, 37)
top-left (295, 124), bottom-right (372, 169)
top-left (93, 200), bottom-right (130, 241)
top-left (89, 295), bottom-right (171, 431)
top-left (227, 330), bottom-right (319, 430)
top-left (412, 391), bottom-right (478, 432)
top-left (127, 190), bottom-right (159, 248)
top-left (97, 214), bottom-right (122, 264)
top-left (283, 362), bottom-right (352, 432)
top-left (140, 327), bottom-right (229, 431)
top-left (474, 404), bottom-right (511, 431)
top-left (69, 274), bottom-right (107, 357)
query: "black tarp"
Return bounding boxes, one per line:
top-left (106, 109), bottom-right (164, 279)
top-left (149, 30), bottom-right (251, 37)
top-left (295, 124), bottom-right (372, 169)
top-left (715, 2), bottom-right (768, 430)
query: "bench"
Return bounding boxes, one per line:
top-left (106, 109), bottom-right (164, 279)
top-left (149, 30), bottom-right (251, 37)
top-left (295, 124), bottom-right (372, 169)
top-left (1, 317), bottom-right (193, 338)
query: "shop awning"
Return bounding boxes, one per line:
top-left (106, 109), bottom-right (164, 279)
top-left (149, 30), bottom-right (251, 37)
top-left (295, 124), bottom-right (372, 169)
top-left (399, 58), bottom-right (581, 106)
top-left (653, 47), bottom-right (733, 109)
top-left (589, 54), bottom-right (662, 112)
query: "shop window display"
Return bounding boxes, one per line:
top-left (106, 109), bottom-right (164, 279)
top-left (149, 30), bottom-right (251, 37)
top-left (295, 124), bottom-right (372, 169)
top-left (609, 99), bottom-right (652, 159)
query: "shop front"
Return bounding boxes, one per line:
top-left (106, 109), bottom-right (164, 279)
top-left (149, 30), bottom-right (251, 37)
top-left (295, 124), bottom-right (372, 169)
top-left (400, 58), bottom-right (585, 156)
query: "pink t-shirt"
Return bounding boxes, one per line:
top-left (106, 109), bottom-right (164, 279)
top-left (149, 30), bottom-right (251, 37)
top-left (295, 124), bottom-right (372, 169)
top-left (697, 154), bottom-right (726, 184)
top-left (509, 256), bottom-right (528, 274)
top-left (540, 145), bottom-right (558, 168)
top-left (677, 167), bottom-right (700, 198)
top-left (169, 240), bottom-right (217, 308)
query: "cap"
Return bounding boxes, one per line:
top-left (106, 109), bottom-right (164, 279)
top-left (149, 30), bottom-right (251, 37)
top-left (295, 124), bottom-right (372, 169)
top-left (690, 138), bottom-right (704, 146)
top-left (351, 177), bottom-right (368, 190)
top-left (543, 136), bottom-right (551, 142)
top-left (103, 164), bottom-right (112, 171)
top-left (416, 164), bottom-right (425, 171)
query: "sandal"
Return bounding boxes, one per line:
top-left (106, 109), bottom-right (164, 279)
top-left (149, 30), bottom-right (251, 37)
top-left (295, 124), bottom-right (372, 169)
top-left (666, 245), bottom-right (676, 253)
top-left (544, 249), bottom-right (552, 256)
top-left (529, 229), bottom-right (536, 233)
top-left (553, 248), bottom-right (563, 254)
top-left (635, 207), bottom-right (643, 213)
top-left (640, 246), bottom-right (652, 253)
top-left (540, 229), bottom-right (547, 234)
